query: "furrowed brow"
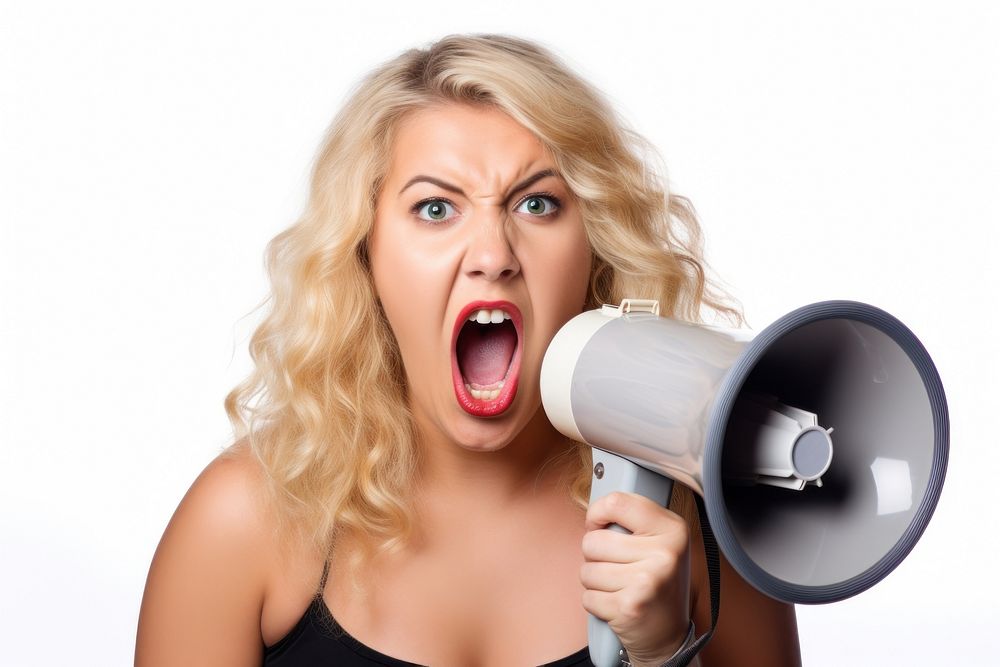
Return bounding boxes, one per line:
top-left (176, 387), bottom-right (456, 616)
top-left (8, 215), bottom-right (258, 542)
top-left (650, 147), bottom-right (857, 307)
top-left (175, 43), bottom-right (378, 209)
top-left (398, 169), bottom-right (559, 201)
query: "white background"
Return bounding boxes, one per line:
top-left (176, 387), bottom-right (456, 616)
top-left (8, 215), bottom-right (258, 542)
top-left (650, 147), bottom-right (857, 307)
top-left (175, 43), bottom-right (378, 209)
top-left (2, 1), bottom-right (997, 665)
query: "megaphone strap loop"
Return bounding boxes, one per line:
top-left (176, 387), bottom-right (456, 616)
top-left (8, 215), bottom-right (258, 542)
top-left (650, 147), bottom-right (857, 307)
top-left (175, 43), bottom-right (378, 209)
top-left (662, 496), bottom-right (721, 666)
top-left (620, 620), bottom-right (695, 667)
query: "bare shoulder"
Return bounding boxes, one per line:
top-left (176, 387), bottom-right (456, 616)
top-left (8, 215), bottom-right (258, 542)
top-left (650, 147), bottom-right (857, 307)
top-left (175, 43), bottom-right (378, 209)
top-left (135, 440), bottom-right (276, 667)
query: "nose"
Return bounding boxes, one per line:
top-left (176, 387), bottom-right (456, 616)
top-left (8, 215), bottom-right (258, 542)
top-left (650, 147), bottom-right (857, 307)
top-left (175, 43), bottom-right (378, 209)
top-left (461, 209), bottom-right (520, 282)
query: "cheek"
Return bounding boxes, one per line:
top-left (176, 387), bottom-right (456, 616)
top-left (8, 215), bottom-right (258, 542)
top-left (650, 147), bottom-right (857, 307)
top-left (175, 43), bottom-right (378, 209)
top-left (527, 228), bottom-right (593, 333)
top-left (370, 219), bottom-right (455, 372)
top-left (552, 228), bottom-right (592, 305)
top-left (370, 225), bottom-right (421, 356)
top-left (373, 235), bottom-right (452, 313)
top-left (570, 236), bottom-right (593, 300)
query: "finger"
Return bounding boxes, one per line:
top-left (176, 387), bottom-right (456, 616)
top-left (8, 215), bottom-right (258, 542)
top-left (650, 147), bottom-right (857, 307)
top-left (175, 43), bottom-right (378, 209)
top-left (582, 525), bottom-right (689, 565)
top-left (581, 588), bottom-right (620, 622)
top-left (579, 560), bottom-right (633, 592)
top-left (581, 587), bottom-right (655, 626)
top-left (584, 585), bottom-right (670, 627)
top-left (585, 491), bottom-right (687, 537)
top-left (581, 526), bottom-right (651, 563)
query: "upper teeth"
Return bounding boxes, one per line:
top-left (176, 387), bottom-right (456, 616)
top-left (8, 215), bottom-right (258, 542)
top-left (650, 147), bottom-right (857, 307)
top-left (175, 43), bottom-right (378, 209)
top-left (468, 308), bottom-right (512, 324)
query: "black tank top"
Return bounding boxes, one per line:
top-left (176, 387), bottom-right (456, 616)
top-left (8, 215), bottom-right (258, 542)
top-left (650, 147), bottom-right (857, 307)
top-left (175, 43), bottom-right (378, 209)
top-left (262, 559), bottom-right (594, 666)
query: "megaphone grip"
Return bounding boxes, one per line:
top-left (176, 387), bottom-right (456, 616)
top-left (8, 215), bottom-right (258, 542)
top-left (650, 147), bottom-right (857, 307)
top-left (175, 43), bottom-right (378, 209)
top-left (587, 449), bottom-right (674, 667)
top-left (587, 449), bottom-right (722, 667)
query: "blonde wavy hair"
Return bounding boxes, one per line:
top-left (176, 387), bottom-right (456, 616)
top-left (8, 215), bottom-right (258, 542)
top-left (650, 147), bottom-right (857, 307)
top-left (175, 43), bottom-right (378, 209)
top-left (223, 33), bottom-right (741, 576)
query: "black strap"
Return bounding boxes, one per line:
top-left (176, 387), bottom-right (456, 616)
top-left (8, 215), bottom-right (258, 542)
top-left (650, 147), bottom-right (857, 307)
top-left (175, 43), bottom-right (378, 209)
top-left (314, 556), bottom-right (332, 599)
top-left (662, 494), bottom-right (720, 666)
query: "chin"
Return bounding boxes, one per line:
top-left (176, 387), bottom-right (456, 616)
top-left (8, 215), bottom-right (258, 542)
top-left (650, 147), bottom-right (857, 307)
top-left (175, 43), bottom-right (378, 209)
top-left (450, 408), bottom-right (521, 449)
top-left (446, 392), bottom-right (539, 449)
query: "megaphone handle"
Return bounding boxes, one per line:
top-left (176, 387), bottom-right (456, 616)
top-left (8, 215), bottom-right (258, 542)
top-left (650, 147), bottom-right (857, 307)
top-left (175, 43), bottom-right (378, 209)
top-left (588, 448), bottom-right (675, 667)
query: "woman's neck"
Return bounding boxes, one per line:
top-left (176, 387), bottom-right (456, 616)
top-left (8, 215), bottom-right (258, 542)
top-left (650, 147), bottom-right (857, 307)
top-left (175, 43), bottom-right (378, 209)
top-left (411, 405), bottom-right (581, 516)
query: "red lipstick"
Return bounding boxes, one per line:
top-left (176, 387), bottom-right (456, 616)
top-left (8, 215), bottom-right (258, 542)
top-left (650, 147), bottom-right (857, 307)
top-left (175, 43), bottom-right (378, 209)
top-left (451, 300), bottom-right (523, 417)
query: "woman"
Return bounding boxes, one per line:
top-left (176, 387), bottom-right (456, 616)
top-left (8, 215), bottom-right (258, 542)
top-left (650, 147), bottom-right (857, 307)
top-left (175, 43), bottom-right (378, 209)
top-left (136, 34), bottom-right (801, 667)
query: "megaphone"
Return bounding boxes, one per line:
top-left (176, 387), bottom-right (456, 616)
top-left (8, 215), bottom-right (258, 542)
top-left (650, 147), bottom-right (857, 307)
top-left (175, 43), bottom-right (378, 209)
top-left (540, 299), bottom-right (949, 667)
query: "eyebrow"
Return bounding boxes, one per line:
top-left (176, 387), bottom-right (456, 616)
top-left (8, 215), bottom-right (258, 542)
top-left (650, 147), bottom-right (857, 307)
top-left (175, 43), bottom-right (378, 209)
top-left (398, 169), bottom-right (559, 200)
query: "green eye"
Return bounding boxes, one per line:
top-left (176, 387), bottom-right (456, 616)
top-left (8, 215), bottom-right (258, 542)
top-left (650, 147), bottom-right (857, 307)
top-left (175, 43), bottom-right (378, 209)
top-left (415, 199), bottom-right (455, 222)
top-left (516, 195), bottom-right (559, 217)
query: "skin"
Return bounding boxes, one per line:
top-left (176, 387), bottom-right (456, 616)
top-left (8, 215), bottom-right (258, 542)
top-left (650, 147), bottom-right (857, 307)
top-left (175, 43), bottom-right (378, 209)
top-left (135, 103), bottom-right (801, 667)
top-left (369, 102), bottom-right (691, 666)
top-left (369, 103), bottom-right (593, 492)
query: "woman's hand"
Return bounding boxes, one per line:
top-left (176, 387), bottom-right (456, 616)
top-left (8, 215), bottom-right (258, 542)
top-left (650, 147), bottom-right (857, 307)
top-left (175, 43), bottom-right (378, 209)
top-left (581, 491), bottom-right (692, 667)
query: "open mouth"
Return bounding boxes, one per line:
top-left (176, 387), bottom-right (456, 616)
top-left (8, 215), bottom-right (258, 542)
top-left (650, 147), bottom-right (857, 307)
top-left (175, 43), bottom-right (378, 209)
top-left (451, 300), bottom-right (523, 417)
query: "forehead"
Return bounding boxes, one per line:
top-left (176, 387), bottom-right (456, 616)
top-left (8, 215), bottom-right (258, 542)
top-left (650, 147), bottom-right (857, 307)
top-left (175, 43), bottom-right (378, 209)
top-left (385, 104), bottom-right (552, 184)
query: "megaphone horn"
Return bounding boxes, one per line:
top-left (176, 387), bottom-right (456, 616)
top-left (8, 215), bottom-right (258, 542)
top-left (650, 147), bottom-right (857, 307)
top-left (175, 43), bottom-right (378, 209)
top-left (541, 299), bottom-right (949, 666)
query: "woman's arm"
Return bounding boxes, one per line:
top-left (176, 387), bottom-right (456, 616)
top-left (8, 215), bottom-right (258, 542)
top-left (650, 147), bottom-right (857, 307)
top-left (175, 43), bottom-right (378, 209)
top-left (135, 447), bottom-right (271, 667)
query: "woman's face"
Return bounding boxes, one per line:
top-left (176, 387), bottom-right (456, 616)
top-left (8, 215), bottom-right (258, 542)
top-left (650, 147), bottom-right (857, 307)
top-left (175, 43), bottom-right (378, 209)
top-left (370, 103), bottom-right (592, 452)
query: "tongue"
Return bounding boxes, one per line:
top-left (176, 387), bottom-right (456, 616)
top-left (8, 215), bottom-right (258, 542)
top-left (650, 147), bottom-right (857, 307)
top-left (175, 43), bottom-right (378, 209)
top-left (457, 323), bottom-right (517, 386)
